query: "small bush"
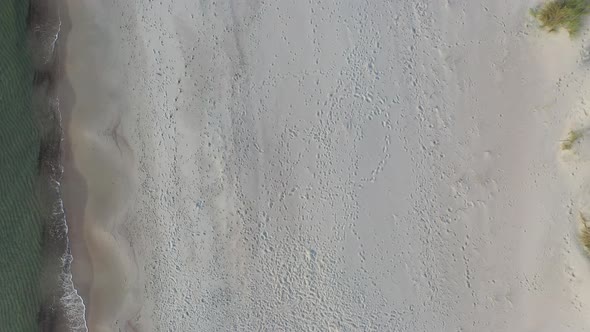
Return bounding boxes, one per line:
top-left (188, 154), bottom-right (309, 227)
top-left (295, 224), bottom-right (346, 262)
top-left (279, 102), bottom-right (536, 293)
top-left (581, 227), bottom-right (590, 254)
top-left (580, 213), bottom-right (590, 254)
top-left (531, 0), bottom-right (590, 36)
top-left (561, 130), bottom-right (583, 150)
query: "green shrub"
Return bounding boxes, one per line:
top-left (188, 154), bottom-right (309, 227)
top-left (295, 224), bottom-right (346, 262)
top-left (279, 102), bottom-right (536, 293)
top-left (561, 130), bottom-right (583, 150)
top-left (580, 213), bottom-right (590, 255)
top-left (531, 0), bottom-right (590, 36)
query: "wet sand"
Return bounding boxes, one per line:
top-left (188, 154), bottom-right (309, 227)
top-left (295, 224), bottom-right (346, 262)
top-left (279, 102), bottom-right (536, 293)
top-left (58, 0), bottom-right (139, 330)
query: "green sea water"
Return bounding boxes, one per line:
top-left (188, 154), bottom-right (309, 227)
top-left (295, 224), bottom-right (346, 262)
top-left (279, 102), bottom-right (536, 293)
top-left (0, 1), bottom-right (43, 331)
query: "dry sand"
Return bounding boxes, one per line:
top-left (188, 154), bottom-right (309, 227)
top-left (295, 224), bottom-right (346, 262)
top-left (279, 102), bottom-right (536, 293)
top-left (58, 0), bottom-right (590, 331)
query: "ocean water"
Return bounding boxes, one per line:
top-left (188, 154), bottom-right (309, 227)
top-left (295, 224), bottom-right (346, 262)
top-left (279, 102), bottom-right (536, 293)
top-left (0, 0), bottom-right (43, 331)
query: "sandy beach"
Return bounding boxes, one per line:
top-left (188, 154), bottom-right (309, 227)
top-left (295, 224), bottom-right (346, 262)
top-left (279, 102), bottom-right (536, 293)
top-left (57, 0), bottom-right (590, 331)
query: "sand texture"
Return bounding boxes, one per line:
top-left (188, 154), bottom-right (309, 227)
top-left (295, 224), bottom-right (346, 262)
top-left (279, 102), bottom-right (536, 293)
top-left (58, 0), bottom-right (590, 331)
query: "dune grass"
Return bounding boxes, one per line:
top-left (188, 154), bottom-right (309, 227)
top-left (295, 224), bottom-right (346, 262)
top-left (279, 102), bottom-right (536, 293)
top-left (561, 129), bottom-right (583, 150)
top-left (579, 213), bottom-right (590, 255)
top-left (531, 0), bottom-right (590, 36)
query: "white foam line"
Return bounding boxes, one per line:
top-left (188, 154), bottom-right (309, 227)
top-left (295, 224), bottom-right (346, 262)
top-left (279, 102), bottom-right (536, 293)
top-left (52, 95), bottom-right (88, 330)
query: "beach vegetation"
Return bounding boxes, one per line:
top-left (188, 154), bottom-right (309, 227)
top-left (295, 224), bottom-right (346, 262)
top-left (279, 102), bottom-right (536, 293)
top-left (561, 129), bottom-right (583, 150)
top-left (530, 0), bottom-right (590, 37)
top-left (579, 213), bottom-right (590, 255)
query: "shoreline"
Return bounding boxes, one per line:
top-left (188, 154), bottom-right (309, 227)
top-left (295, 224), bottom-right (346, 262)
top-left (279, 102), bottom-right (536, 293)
top-left (51, 0), bottom-right (90, 330)
top-left (29, 0), bottom-right (88, 330)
